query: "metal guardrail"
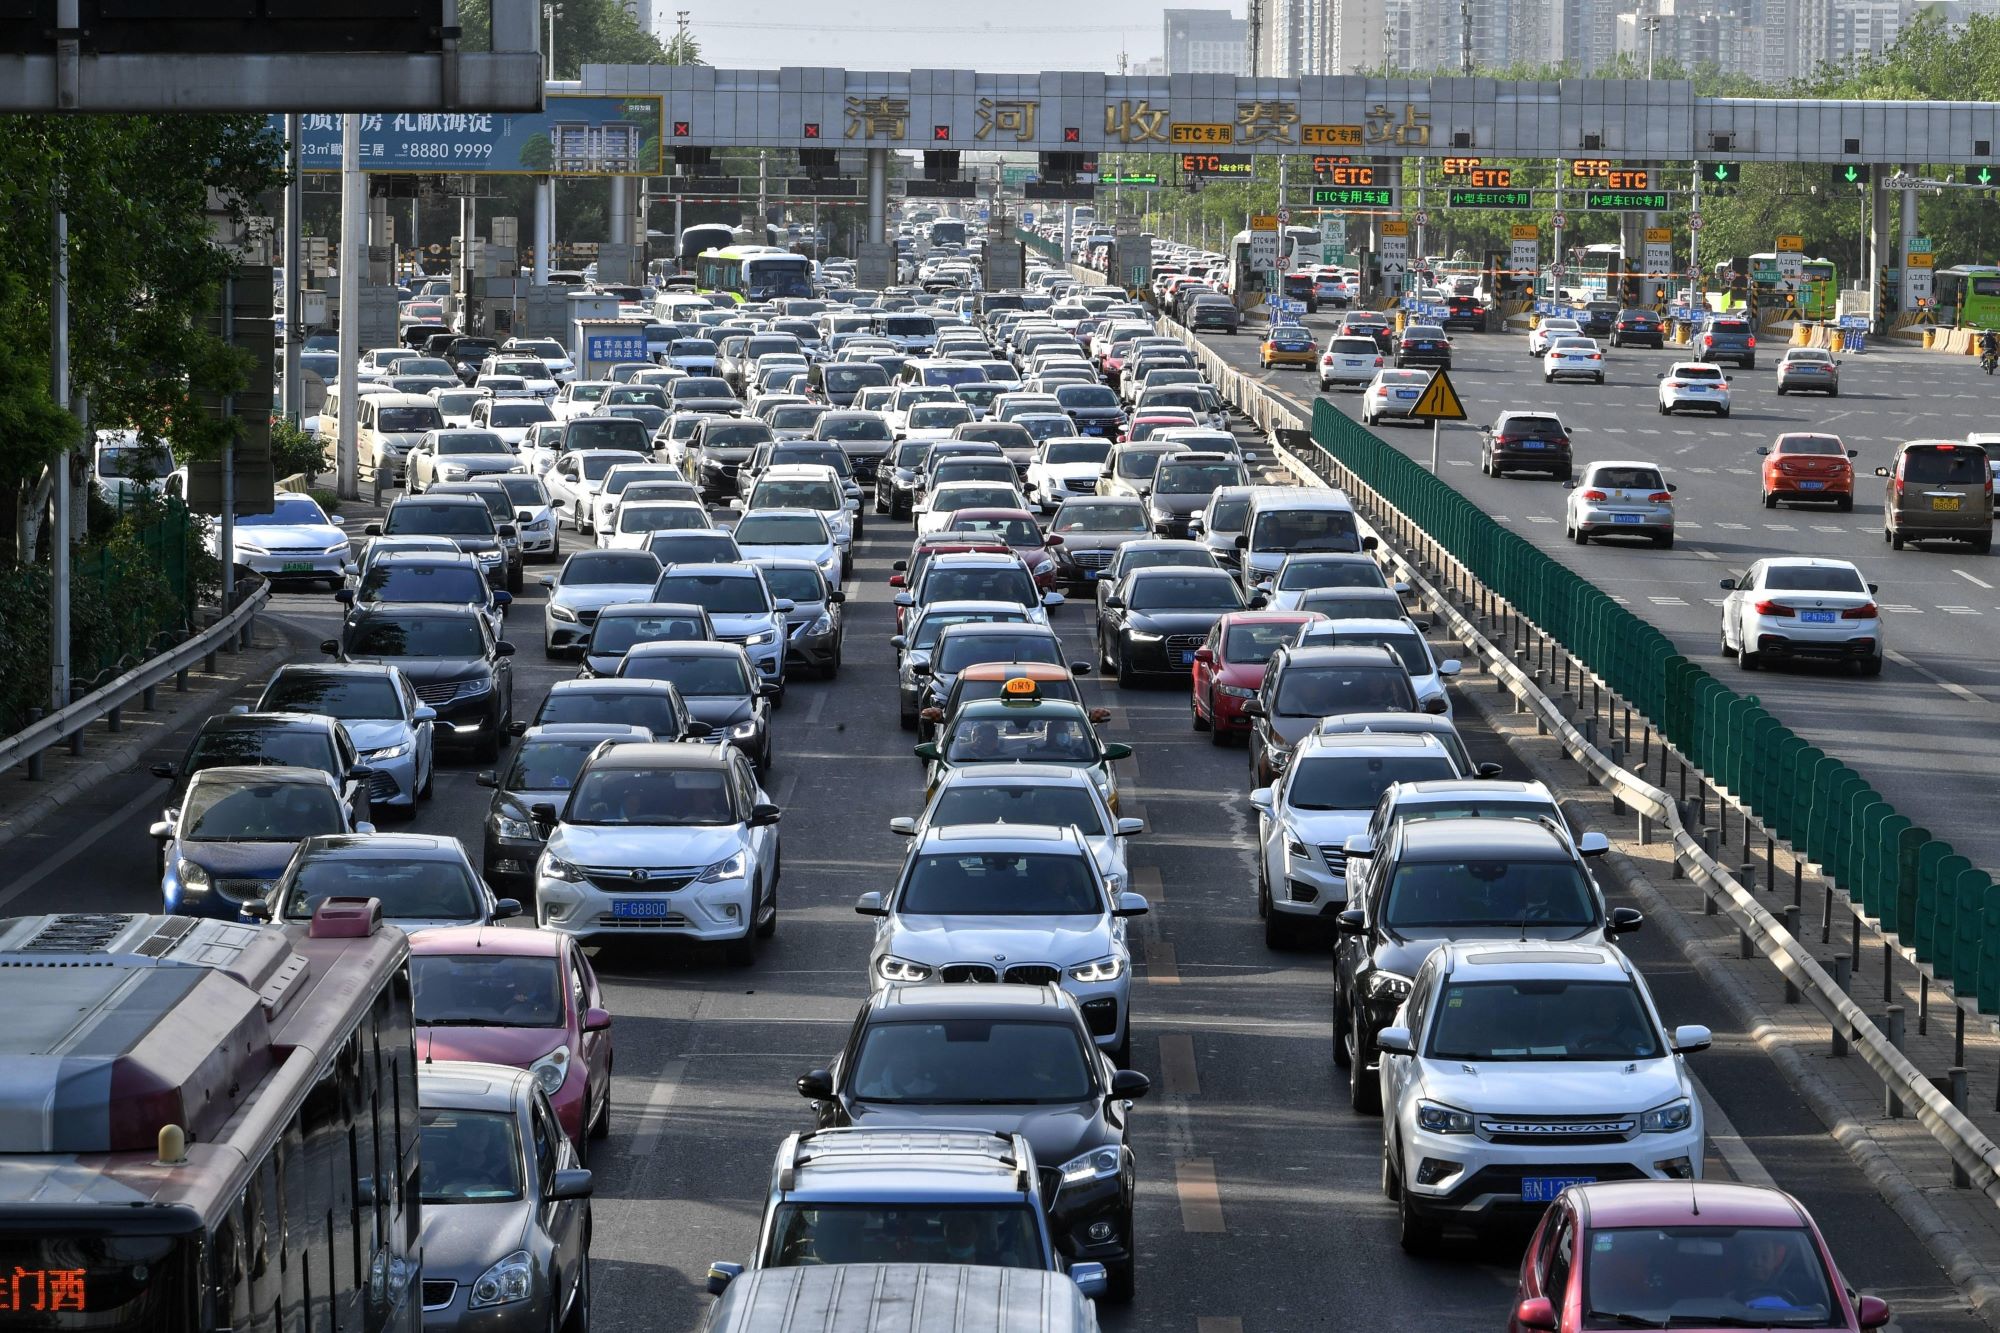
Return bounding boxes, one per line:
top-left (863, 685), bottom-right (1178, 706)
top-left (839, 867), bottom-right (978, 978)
top-left (1164, 310), bottom-right (2000, 1204)
top-left (0, 583), bottom-right (271, 781)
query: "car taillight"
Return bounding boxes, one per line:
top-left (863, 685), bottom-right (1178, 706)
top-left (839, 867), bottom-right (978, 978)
top-left (1746, 335), bottom-right (1757, 348)
top-left (1702, 335), bottom-right (1713, 345)
top-left (1589, 353), bottom-right (1602, 360)
top-left (1580, 489), bottom-right (1608, 501)
top-left (1647, 491), bottom-right (1673, 503)
top-left (1842, 603), bottom-right (1878, 619)
top-left (1753, 600), bottom-right (1795, 617)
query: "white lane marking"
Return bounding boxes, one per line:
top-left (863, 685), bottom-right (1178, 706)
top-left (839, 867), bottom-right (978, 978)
top-left (1764, 523), bottom-right (1797, 531)
top-left (630, 1055), bottom-right (691, 1155)
top-left (1957, 568), bottom-right (1995, 590)
top-left (1726, 467), bottom-right (1754, 475)
top-left (1679, 521), bottom-right (1703, 529)
top-left (1526, 515), bottom-right (1557, 524)
top-left (1715, 522), bottom-right (1750, 530)
top-left (1686, 466), bottom-right (1716, 474)
top-left (0, 783), bottom-right (163, 913)
top-left (1881, 604), bottom-right (1923, 614)
top-left (1649, 595), bottom-right (1689, 606)
top-left (1704, 597), bottom-right (1728, 606)
top-left (1610, 595), bottom-right (1631, 604)
top-left (1887, 649), bottom-right (1986, 704)
top-left (1696, 550), bottom-right (1721, 562)
top-left (1695, 1076), bottom-right (1776, 1188)
top-left (804, 688), bottom-right (828, 724)
top-left (1445, 458), bottom-right (1474, 467)
top-left (1940, 606), bottom-right (1981, 615)
top-left (1602, 427), bottom-right (1628, 434)
top-left (1811, 525), bottom-right (1845, 533)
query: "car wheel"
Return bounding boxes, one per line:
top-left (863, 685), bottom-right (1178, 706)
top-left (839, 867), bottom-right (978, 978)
top-left (1977, 534), bottom-right (1995, 555)
top-left (1595, 374), bottom-right (1605, 385)
top-left (756, 879), bottom-right (778, 939)
top-left (1572, 526), bottom-right (1589, 546)
top-left (1191, 695), bottom-right (1211, 731)
top-left (821, 640), bottom-right (841, 681)
top-left (1398, 1178), bottom-right (1442, 1255)
top-left (588, 1073), bottom-right (612, 1140)
top-left (1837, 494), bottom-right (1853, 512)
top-left (1658, 401), bottom-right (1669, 415)
top-left (475, 712), bottom-right (502, 762)
top-left (1890, 527), bottom-right (1906, 551)
top-left (1656, 533), bottom-right (1674, 550)
top-left (1775, 385), bottom-right (1787, 396)
top-left (1738, 646), bottom-right (1760, 670)
top-left (1829, 387), bottom-right (1840, 398)
top-left (1382, 1140), bottom-right (1401, 1200)
top-left (1745, 357), bottom-right (1756, 370)
top-left (1105, 1243), bottom-right (1136, 1305)
top-left (1720, 620), bottom-right (1738, 657)
top-left (507, 563), bottom-right (524, 596)
top-left (417, 753), bottom-right (434, 801)
top-left (1719, 408), bottom-right (1731, 419)
top-left (840, 551), bottom-right (853, 579)
top-left (723, 922), bottom-right (757, 967)
top-left (1109, 1026), bottom-right (1132, 1070)
top-left (1115, 642), bottom-right (1137, 689)
top-left (1331, 987), bottom-right (1353, 1069)
top-left (1763, 492), bottom-right (1778, 509)
top-left (1859, 654), bottom-right (1884, 677)
top-left (561, 1251), bottom-right (592, 1333)
top-left (1348, 1043), bottom-right (1381, 1114)
top-left (769, 683), bottom-right (785, 711)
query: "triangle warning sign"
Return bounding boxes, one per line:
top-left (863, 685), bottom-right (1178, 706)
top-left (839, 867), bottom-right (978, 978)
top-left (1408, 369), bottom-right (1467, 421)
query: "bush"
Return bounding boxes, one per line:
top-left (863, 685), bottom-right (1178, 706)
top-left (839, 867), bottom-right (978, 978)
top-left (270, 415), bottom-right (324, 485)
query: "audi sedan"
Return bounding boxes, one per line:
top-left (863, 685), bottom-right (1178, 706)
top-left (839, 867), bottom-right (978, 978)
top-left (1096, 565), bottom-right (1250, 685)
top-left (1394, 323), bottom-right (1452, 370)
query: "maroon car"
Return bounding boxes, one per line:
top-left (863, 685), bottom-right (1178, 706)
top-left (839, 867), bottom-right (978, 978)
top-left (410, 926), bottom-right (615, 1154)
top-left (1190, 610), bottom-right (1322, 743)
top-left (943, 507), bottom-right (1060, 590)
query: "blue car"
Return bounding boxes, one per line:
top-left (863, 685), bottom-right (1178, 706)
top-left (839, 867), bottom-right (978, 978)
top-left (152, 765), bottom-right (370, 919)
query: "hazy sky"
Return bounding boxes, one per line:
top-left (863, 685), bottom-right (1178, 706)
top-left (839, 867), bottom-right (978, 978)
top-left (657, 2), bottom-right (1229, 73)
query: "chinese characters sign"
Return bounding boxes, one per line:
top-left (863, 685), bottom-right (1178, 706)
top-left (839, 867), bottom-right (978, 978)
top-left (585, 334), bottom-right (649, 364)
top-left (0, 1267), bottom-right (87, 1313)
top-left (280, 96), bottom-right (665, 176)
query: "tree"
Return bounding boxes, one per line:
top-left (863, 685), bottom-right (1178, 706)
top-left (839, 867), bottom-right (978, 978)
top-left (458, 0), bottom-right (695, 76)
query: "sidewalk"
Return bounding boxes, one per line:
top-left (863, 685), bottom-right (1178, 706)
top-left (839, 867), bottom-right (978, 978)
top-left (1452, 648), bottom-right (2000, 1329)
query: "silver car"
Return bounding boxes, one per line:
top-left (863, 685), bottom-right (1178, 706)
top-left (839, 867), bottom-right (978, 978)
top-left (1359, 369), bottom-right (1435, 427)
top-left (1563, 459), bottom-right (1677, 548)
top-left (540, 549), bottom-right (665, 657)
top-left (254, 662), bottom-right (437, 812)
top-left (1775, 347), bottom-right (1840, 396)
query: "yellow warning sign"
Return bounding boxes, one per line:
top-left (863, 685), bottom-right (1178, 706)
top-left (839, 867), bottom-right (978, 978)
top-left (1407, 368), bottom-right (1467, 421)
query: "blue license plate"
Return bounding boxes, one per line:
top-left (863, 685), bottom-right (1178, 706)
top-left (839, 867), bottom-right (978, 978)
top-left (1396, 389), bottom-right (1419, 399)
top-left (1613, 514), bottom-right (1642, 524)
top-left (613, 899), bottom-right (674, 919)
top-left (1085, 569), bottom-right (1101, 580)
top-left (1801, 610), bottom-right (1837, 624)
top-left (1521, 441), bottom-right (1547, 449)
top-left (1521, 1176), bottom-right (1594, 1203)
top-left (1799, 480), bottom-right (1825, 490)
top-left (1177, 651), bottom-right (1196, 667)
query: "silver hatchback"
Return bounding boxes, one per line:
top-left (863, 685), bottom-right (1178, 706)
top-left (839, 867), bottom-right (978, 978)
top-left (1564, 460), bottom-right (1677, 549)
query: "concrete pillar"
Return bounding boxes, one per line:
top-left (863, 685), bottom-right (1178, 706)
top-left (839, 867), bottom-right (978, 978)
top-left (533, 177), bottom-right (551, 284)
top-left (608, 175), bottom-right (631, 247)
top-left (1869, 169), bottom-right (1891, 324)
top-left (866, 148), bottom-right (888, 245)
top-left (336, 114), bottom-right (362, 502)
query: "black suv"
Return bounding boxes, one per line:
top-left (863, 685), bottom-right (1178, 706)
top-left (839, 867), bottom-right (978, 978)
top-left (1440, 294), bottom-right (1487, 332)
top-left (1610, 307), bottom-right (1665, 349)
top-left (796, 984), bottom-right (1149, 1302)
top-left (1478, 411), bottom-right (1574, 480)
top-left (1579, 300), bottom-right (1622, 337)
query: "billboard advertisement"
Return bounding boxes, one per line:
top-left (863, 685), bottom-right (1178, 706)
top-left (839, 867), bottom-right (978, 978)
top-left (281, 95), bottom-right (665, 176)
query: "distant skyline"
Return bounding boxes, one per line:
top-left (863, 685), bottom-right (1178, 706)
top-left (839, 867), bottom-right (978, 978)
top-left (649, 2), bottom-right (1229, 73)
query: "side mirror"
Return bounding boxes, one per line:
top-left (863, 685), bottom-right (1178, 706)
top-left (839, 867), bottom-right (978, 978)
top-left (547, 1168), bottom-right (593, 1202)
top-left (1755, 446), bottom-right (1770, 456)
top-left (1102, 742), bottom-right (1133, 761)
top-left (1422, 696), bottom-right (1449, 715)
top-left (1043, 533), bottom-right (1064, 547)
top-left (151, 760), bottom-right (177, 779)
top-left (1241, 699), bottom-right (1266, 718)
top-left (539, 575), bottom-right (557, 589)
top-left (1115, 817), bottom-right (1145, 836)
top-left (583, 1004), bottom-right (614, 1032)
top-left (893, 592), bottom-right (914, 607)
top-left (1113, 892), bottom-right (1149, 918)
top-left (497, 524), bottom-right (518, 541)
top-left (912, 741), bottom-right (940, 761)
top-left (508, 719), bottom-right (530, 736)
top-left (495, 642), bottom-right (516, 657)
top-left (1856, 1296), bottom-right (1892, 1330)
top-left (1109, 1068), bottom-right (1150, 1098)
top-left (1718, 577), bottom-right (1737, 590)
top-left (797, 1068), bottom-right (835, 1100)
top-left (1672, 1024), bottom-right (1713, 1054)
top-left (1874, 466), bottom-right (1890, 477)
top-left (1342, 833), bottom-right (1375, 860)
top-left (493, 898), bottom-right (523, 920)
top-left (828, 589), bottom-right (847, 604)
top-left (1248, 785), bottom-right (1274, 813)
top-left (888, 816), bottom-right (917, 836)
top-left (319, 638), bottom-right (341, 656)
top-left (1361, 535), bottom-right (1379, 551)
top-left (1438, 659), bottom-right (1461, 677)
top-left (889, 634), bottom-right (908, 650)
top-left (1513, 1297), bottom-right (1558, 1332)
top-left (855, 891), bottom-right (887, 917)
top-left (909, 661), bottom-right (932, 677)
top-left (749, 802), bottom-right (782, 827)
top-left (1102, 593), bottom-right (1124, 609)
top-left (1376, 1026), bottom-right (1414, 1055)
top-left (1042, 590), bottom-right (1065, 608)
top-left (1848, 449), bottom-right (1859, 459)
top-left (1234, 534), bottom-right (1248, 550)
top-left (1610, 907), bottom-right (1645, 934)
top-left (887, 573), bottom-right (907, 588)
top-left (1867, 583), bottom-right (1880, 595)
top-left (334, 588), bottom-right (356, 604)
top-left (241, 899), bottom-right (273, 922)
top-left (1562, 479), bottom-right (1576, 490)
top-left (364, 522), bottom-right (383, 536)
top-left (148, 820), bottom-right (172, 839)
top-left (474, 770), bottom-right (499, 788)
top-left (1577, 831), bottom-right (1611, 857)
top-left (1336, 908), bottom-right (1367, 935)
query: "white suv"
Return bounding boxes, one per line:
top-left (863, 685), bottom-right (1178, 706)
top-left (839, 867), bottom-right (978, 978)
top-left (1377, 940), bottom-right (1710, 1253)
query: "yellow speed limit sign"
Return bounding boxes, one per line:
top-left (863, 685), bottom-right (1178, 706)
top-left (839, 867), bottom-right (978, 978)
top-left (1381, 221), bottom-right (1410, 237)
top-left (1776, 234), bottom-right (1805, 252)
top-left (1644, 227), bottom-right (1672, 244)
top-left (1510, 224), bottom-right (1539, 240)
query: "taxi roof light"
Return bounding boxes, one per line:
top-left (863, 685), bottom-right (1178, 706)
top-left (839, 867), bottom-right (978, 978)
top-left (1002, 676), bottom-right (1041, 700)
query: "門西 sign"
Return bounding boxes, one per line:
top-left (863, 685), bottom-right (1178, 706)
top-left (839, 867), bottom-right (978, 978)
top-left (586, 332), bottom-right (649, 363)
top-left (283, 95), bottom-right (667, 176)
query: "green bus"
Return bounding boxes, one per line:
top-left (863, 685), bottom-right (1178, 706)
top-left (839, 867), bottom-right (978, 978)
top-left (694, 245), bottom-right (814, 303)
top-left (1720, 254), bottom-right (1837, 319)
top-left (1935, 265), bottom-right (2000, 329)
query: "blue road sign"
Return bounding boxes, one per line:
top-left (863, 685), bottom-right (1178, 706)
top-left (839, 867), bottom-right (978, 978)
top-left (277, 95), bottom-right (666, 176)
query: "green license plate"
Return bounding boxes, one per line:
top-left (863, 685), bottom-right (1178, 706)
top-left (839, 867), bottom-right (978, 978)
top-left (281, 561), bottom-right (314, 571)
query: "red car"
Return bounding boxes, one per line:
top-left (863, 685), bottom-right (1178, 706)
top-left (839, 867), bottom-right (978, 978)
top-left (1125, 411), bottom-right (1201, 443)
top-left (1189, 610), bottom-right (1322, 743)
top-left (410, 926), bottom-right (614, 1154)
top-left (1509, 1181), bottom-right (1891, 1332)
top-left (943, 507), bottom-right (1060, 590)
top-left (1759, 432), bottom-right (1858, 510)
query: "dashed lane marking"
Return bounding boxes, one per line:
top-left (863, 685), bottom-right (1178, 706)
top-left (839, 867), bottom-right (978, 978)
top-left (1941, 606), bottom-right (1980, 615)
top-left (1686, 466), bottom-right (1716, 474)
top-left (1958, 569), bottom-right (1995, 590)
top-left (1881, 604), bottom-right (1922, 614)
top-left (1176, 1159), bottom-right (1227, 1233)
top-left (1764, 523), bottom-right (1797, 531)
top-left (1197, 1319), bottom-right (1244, 1333)
top-left (1146, 939), bottom-right (1181, 985)
top-left (1811, 525), bottom-right (1845, 533)
top-left (1887, 649), bottom-right (1986, 705)
top-left (1649, 596), bottom-right (1689, 606)
top-left (631, 1053), bottom-right (692, 1155)
top-left (1527, 515), bottom-right (1557, 524)
top-left (1695, 1077), bottom-right (1776, 1188)
top-left (1159, 1034), bottom-right (1201, 1096)
top-left (1715, 521), bottom-right (1750, 530)
top-left (1133, 864), bottom-right (1163, 907)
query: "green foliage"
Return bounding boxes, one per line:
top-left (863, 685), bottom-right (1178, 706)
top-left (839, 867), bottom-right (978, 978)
top-left (457, 0), bottom-right (693, 75)
top-left (270, 416), bottom-right (326, 485)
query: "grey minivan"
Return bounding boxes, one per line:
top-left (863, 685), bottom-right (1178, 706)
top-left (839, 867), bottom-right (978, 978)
top-left (1877, 439), bottom-right (1995, 551)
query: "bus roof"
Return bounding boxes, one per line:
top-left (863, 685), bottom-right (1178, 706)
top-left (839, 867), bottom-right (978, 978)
top-left (699, 245), bottom-right (801, 262)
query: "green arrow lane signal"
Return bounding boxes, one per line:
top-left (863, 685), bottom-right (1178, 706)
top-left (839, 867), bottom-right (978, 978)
top-left (1835, 163), bottom-right (1871, 186)
top-left (1711, 161), bottom-right (1740, 183)
top-left (1981, 166), bottom-right (1994, 186)
top-left (1844, 165), bottom-right (1860, 182)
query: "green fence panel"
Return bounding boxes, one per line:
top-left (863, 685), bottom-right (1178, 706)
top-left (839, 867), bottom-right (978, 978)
top-left (1746, 714), bottom-right (1789, 824)
top-left (1895, 825), bottom-right (1930, 940)
top-left (1932, 853), bottom-right (1971, 977)
top-left (1955, 869), bottom-right (1993, 994)
top-left (1980, 886), bottom-right (2000, 1014)
top-left (1915, 841), bottom-right (1954, 963)
top-left (1825, 775), bottom-right (1871, 893)
top-left (1855, 805), bottom-right (1903, 919)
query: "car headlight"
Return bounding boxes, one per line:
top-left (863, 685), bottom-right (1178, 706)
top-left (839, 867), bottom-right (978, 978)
top-left (1067, 955), bottom-right (1124, 983)
top-left (726, 718), bottom-right (760, 741)
top-left (1029, 554), bottom-right (1054, 574)
top-left (1125, 627), bottom-right (1162, 642)
top-left (236, 542), bottom-right (269, 556)
top-left (549, 603), bottom-right (578, 622)
top-left (1059, 1146), bottom-right (1122, 1185)
top-left (364, 741), bottom-right (412, 763)
top-left (1641, 1098), bottom-right (1693, 1134)
top-left (455, 676), bottom-right (492, 697)
top-left (468, 1251), bottom-right (533, 1308)
top-left (175, 858), bottom-right (211, 893)
top-left (1269, 747), bottom-right (1291, 771)
top-left (1216, 682), bottom-right (1256, 699)
top-left (878, 955), bottom-right (934, 983)
top-left (475, 549), bottom-right (502, 565)
top-left (494, 812), bottom-right (537, 841)
top-left (529, 1044), bottom-right (571, 1094)
top-left (808, 612), bottom-right (834, 635)
top-left (442, 466), bottom-right (468, 481)
top-left (1365, 970), bottom-right (1413, 1002)
top-left (697, 850), bottom-right (747, 883)
top-left (525, 517), bottom-right (552, 531)
top-left (321, 540), bottom-right (351, 555)
top-left (744, 629), bottom-right (777, 646)
top-left (541, 853), bottom-right (586, 883)
top-left (1416, 1100), bottom-right (1475, 1135)
top-left (1284, 835), bottom-right (1311, 861)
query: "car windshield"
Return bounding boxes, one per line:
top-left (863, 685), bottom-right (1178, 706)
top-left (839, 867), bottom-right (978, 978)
top-left (420, 1108), bottom-right (524, 1204)
top-left (648, 534), bottom-right (740, 564)
top-left (1279, 559), bottom-right (1384, 591)
top-left (619, 503), bottom-right (704, 534)
top-left (384, 502), bottom-right (492, 537)
top-left (933, 463), bottom-right (1016, 487)
top-left (181, 779), bottom-right (343, 841)
top-left (751, 481), bottom-right (840, 510)
top-left (655, 574), bottom-right (768, 614)
top-left (734, 514), bottom-right (829, 545)
top-left (621, 653), bottom-right (751, 697)
top-left (377, 406), bottom-right (444, 433)
top-left (1426, 979), bottom-right (1662, 1062)
top-left (563, 554), bottom-right (659, 587)
top-left (347, 615), bottom-right (484, 658)
top-left (1287, 753), bottom-right (1458, 811)
top-left (187, 728), bottom-right (334, 775)
top-left (1275, 665), bottom-right (1415, 717)
top-left (1582, 1226), bottom-right (1837, 1329)
top-left (1677, 365), bottom-right (1724, 381)
top-left (1318, 631), bottom-right (1428, 674)
top-left (258, 673), bottom-right (401, 721)
top-left (360, 563), bottom-right (487, 606)
top-left (1056, 385), bottom-right (1118, 409)
top-left (1156, 462), bottom-right (1239, 493)
top-left (538, 691), bottom-right (683, 735)
top-left (817, 415), bottom-right (891, 441)
top-left (1208, 495), bottom-right (1249, 530)
top-left (1589, 467), bottom-right (1664, 490)
top-left (567, 766), bottom-right (735, 826)
top-left (771, 407), bottom-right (825, 429)
top-left (765, 1202), bottom-right (1045, 1269)
top-left (97, 442), bottom-right (174, 479)
top-left (673, 378), bottom-right (732, 399)
top-left (1054, 502), bottom-right (1146, 533)
top-left (1775, 435), bottom-right (1844, 456)
top-left (923, 567), bottom-right (1035, 607)
top-left (950, 516), bottom-right (1040, 545)
top-left (1253, 508), bottom-right (1360, 553)
top-left (930, 783), bottom-right (1105, 836)
top-left (911, 611), bottom-right (1023, 650)
top-left (1382, 857), bottom-right (1597, 931)
top-left (899, 851), bottom-right (1101, 915)
top-left (821, 367), bottom-right (888, 394)
top-left (935, 633), bottom-right (1063, 674)
top-left (487, 403), bottom-right (551, 426)
top-left (285, 856), bottom-right (482, 920)
top-left (1904, 446), bottom-right (1987, 484)
top-left (434, 392), bottom-right (481, 414)
top-left (503, 737), bottom-right (610, 792)
top-left (590, 613), bottom-right (706, 655)
top-left (850, 1019), bottom-right (1093, 1105)
top-left (1762, 565), bottom-right (1866, 593)
top-left (944, 715), bottom-right (1097, 766)
top-left (759, 568), bottom-right (825, 605)
top-left (1128, 574), bottom-right (1241, 611)
top-left (1114, 450), bottom-right (1171, 480)
top-left (1046, 440), bottom-right (1112, 466)
top-left (239, 495), bottom-right (331, 528)
top-left (497, 475), bottom-right (547, 506)
top-left (413, 953), bottom-right (564, 1027)
top-left (909, 405), bottom-right (973, 429)
top-left (1225, 621), bottom-right (1309, 664)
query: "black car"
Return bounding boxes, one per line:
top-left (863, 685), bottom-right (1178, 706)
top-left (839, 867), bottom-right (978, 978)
top-left (1696, 314), bottom-right (1758, 369)
top-left (1340, 315), bottom-right (1396, 356)
top-left (796, 984), bottom-right (1149, 1302)
top-left (442, 337), bottom-right (500, 384)
top-left (1186, 297), bottom-right (1240, 334)
top-left (1053, 384), bottom-right (1126, 441)
top-left (1097, 565), bottom-right (1250, 686)
top-left (425, 481), bottom-right (526, 591)
top-left (613, 641), bottom-right (775, 773)
top-left (1393, 324), bottom-right (1452, 370)
top-left (151, 711), bottom-right (366, 821)
top-left (476, 723), bottom-right (650, 894)
top-left (367, 495), bottom-right (517, 591)
top-left (1439, 295), bottom-right (1487, 332)
top-left (874, 439), bottom-right (931, 518)
top-left (559, 415), bottom-right (654, 458)
top-left (579, 602), bottom-right (714, 679)
top-left (689, 417), bottom-right (777, 502)
top-left (811, 410), bottom-right (896, 489)
top-left (1147, 456), bottom-right (1248, 540)
top-left (1332, 818), bottom-right (1638, 1112)
top-left (1579, 301), bottom-right (1622, 337)
top-left (325, 602), bottom-right (516, 760)
top-left (1610, 307), bottom-right (1665, 349)
top-left (1479, 411), bottom-right (1574, 480)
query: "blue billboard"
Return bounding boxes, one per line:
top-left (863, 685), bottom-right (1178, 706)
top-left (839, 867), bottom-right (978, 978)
top-left (280, 94), bottom-right (665, 176)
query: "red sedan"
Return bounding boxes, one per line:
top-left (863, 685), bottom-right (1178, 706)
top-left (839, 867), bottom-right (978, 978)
top-left (1510, 1181), bottom-right (1890, 1332)
top-left (410, 926), bottom-right (614, 1154)
top-left (1189, 610), bottom-right (1322, 743)
top-left (1759, 432), bottom-right (1858, 510)
top-left (943, 507), bottom-right (1061, 590)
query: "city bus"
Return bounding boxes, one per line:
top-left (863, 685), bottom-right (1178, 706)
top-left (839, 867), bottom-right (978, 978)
top-left (0, 903), bottom-right (418, 1331)
top-left (927, 217), bottom-right (967, 250)
top-left (1934, 264), bottom-right (2000, 328)
top-left (677, 223), bottom-right (737, 273)
top-left (694, 244), bottom-right (815, 303)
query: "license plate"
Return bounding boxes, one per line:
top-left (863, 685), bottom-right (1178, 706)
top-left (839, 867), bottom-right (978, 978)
top-left (1933, 495), bottom-right (1963, 511)
top-left (1799, 480), bottom-right (1824, 490)
top-left (1085, 569), bottom-right (1100, 580)
top-left (281, 561), bottom-right (314, 572)
top-left (612, 899), bottom-right (674, 919)
top-left (1521, 1176), bottom-right (1594, 1203)
top-left (1396, 389), bottom-right (1418, 399)
top-left (1521, 441), bottom-right (1547, 449)
top-left (1177, 651), bottom-right (1196, 667)
top-left (1801, 610), bottom-right (1837, 624)
top-left (1613, 513), bottom-right (1641, 524)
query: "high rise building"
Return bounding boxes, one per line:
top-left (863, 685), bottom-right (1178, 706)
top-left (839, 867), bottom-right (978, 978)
top-left (1164, 8), bottom-right (1250, 75)
top-left (1326, 0), bottom-right (1387, 72)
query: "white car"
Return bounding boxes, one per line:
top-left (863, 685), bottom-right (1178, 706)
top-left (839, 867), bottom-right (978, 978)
top-left (539, 548), bottom-right (666, 656)
top-left (1527, 317), bottom-right (1583, 357)
top-left (915, 479), bottom-right (1031, 538)
top-left (858, 823), bottom-right (1147, 1060)
top-left (504, 337), bottom-right (576, 382)
top-left (490, 472), bottom-right (559, 561)
top-left (468, 397), bottom-right (554, 447)
top-left (480, 356), bottom-right (558, 399)
top-left (1657, 362), bottom-right (1732, 416)
top-left (601, 500), bottom-right (712, 551)
top-left (551, 380), bottom-right (614, 422)
top-left (900, 403), bottom-right (976, 447)
top-left (1718, 556), bottom-right (1882, 675)
top-left (1295, 618), bottom-right (1462, 717)
top-left (727, 507), bottom-right (843, 590)
top-left (892, 765), bottom-right (1143, 894)
top-left (431, 387), bottom-right (487, 429)
top-left (591, 462), bottom-right (691, 536)
top-left (534, 741), bottom-right (781, 964)
top-left (744, 464), bottom-right (857, 567)
top-left (1360, 369), bottom-right (1435, 427)
top-left (1378, 940), bottom-right (1709, 1253)
top-left (545, 448), bottom-right (653, 533)
top-left (1542, 337), bottom-right (1605, 384)
top-left (218, 491), bottom-right (350, 584)
top-left (475, 373), bottom-right (535, 401)
top-left (1025, 437), bottom-right (1114, 513)
top-left (1320, 335), bottom-right (1386, 391)
top-left (1260, 552), bottom-right (1399, 611)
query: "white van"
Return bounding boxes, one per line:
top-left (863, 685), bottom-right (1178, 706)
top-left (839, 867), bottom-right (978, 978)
top-left (1236, 486), bottom-right (1372, 592)
top-left (703, 1266), bottom-right (1099, 1333)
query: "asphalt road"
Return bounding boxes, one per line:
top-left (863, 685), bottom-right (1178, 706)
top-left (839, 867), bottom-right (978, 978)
top-left (1194, 315), bottom-right (2000, 872)
top-left (6, 465), bottom-right (1978, 1330)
